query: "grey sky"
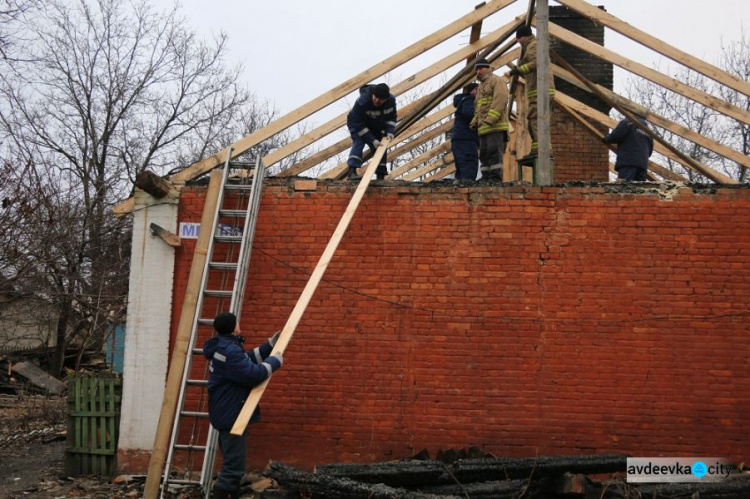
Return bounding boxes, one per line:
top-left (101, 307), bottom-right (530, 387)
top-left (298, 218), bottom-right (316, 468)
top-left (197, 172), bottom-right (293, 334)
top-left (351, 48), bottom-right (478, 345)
top-left (163, 0), bottom-right (748, 117)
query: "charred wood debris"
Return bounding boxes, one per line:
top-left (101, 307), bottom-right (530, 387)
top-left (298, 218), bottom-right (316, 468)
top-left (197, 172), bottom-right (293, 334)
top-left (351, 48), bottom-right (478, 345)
top-left (259, 448), bottom-right (750, 499)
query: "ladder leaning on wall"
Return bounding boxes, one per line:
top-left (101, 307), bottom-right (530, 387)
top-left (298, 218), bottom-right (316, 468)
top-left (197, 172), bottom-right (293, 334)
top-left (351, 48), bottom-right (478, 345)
top-left (159, 151), bottom-right (267, 498)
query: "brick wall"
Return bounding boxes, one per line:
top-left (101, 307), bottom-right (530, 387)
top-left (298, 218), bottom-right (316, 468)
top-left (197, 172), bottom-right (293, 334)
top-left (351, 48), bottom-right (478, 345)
top-left (552, 110), bottom-right (610, 182)
top-left (166, 180), bottom-right (750, 470)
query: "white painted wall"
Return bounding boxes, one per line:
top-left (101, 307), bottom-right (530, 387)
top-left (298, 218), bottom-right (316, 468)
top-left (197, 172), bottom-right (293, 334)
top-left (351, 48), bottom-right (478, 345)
top-left (118, 190), bottom-right (178, 450)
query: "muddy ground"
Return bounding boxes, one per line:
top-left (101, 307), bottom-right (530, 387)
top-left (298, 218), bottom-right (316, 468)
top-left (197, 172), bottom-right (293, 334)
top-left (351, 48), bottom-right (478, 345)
top-left (0, 394), bottom-right (273, 498)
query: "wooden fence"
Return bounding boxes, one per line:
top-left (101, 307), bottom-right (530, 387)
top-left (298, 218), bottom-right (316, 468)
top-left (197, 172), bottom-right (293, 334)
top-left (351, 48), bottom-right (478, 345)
top-left (65, 373), bottom-right (122, 476)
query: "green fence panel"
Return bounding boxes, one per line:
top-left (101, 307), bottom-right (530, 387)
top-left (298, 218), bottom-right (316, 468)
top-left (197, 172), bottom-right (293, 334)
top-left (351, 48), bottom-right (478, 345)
top-left (65, 373), bottom-right (122, 476)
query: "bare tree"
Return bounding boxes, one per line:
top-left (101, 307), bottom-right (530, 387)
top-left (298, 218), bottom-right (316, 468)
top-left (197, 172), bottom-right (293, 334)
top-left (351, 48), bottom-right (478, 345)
top-left (0, 0), bottom-right (290, 375)
top-left (624, 33), bottom-right (750, 183)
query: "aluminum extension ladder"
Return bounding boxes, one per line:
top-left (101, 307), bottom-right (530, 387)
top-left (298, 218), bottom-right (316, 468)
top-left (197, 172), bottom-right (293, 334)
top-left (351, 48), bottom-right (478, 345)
top-left (160, 151), bottom-right (266, 498)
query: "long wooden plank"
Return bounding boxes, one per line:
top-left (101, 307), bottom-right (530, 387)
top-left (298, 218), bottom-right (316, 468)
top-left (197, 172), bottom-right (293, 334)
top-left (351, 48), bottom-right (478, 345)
top-left (388, 141), bottom-right (453, 179)
top-left (143, 170), bottom-right (224, 499)
top-left (552, 64), bottom-right (750, 170)
top-left (555, 99), bottom-right (681, 182)
top-left (539, 20), bottom-right (750, 125)
top-left (230, 138), bottom-right (393, 436)
top-left (464, 3), bottom-right (486, 66)
top-left (554, 92), bottom-right (734, 183)
top-left (403, 152), bottom-right (456, 182)
top-left (556, 0), bottom-right (750, 97)
top-left (426, 163), bottom-right (457, 182)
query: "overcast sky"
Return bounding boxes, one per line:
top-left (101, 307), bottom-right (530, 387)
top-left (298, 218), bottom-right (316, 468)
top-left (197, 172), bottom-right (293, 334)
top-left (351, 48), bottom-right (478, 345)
top-left (159, 0), bottom-right (748, 119)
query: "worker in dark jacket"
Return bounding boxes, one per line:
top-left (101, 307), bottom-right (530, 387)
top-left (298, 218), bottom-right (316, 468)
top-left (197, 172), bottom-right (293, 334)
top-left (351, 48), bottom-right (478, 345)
top-left (451, 82), bottom-right (480, 180)
top-left (346, 82), bottom-right (397, 180)
top-left (203, 312), bottom-right (283, 499)
top-left (604, 115), bottom-right (654, 181)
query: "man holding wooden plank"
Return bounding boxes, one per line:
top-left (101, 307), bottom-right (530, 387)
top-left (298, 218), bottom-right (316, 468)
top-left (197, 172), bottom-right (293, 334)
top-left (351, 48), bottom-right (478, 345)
top-left (346, 83), bottom-right (397, 180)
top-left (203, 312), bottom-right (283, 499)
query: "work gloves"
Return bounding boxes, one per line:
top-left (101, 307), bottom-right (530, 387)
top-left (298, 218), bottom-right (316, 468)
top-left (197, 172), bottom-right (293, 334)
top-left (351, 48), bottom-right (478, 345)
top-left (264, 353), bottom-right (283, 373)
top-left (386, 132), bottom-right (394, 141)
top-left (372, 139), bottom-right (381, 149)
top-left (268, 330), bottom-right (281, 347)
top-left (509, 67), bottom-right (521, 77)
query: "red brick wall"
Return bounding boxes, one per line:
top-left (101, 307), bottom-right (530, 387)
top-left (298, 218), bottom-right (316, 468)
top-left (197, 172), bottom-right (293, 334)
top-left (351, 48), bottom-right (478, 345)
top-left (552, 107), bottom-right (610, 182)
top-left (169, 181), bottom-right (750, 470)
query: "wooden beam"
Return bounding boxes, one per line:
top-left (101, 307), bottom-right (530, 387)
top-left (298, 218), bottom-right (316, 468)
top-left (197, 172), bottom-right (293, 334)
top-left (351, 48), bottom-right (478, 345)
top-left (553, 53), bottom-right (736, 184)
top-left (230, 137), bottom-right (394, 436)
top-left (536, 0), bottom-right (552, 185)
top-left (149, 223), bottom-right (181, 248)
top-left (143, 169), bottom-right (224, 499)
top-left (135, 170), bottom-right (176, 199)
top-left (552, 64), bottom-right (750, 170)
top-left (387, 141), bottom-right (453, 179)
top-left (464, 3), bottom-right (486, 66)
top-left (390, 120), bottom-right (453, 162)
top-left (113, 0), bottom-right (519, 215)
top-left (402, 152), bottom-right (455, 181)
top-left (539, 19), bottom-right (750, 125)
top-left (555, 92), bottom-right (731, 183)
top-left (556, 0), bottom-right (750, 97)
top-left (425, 163), bottom-right (457, 182)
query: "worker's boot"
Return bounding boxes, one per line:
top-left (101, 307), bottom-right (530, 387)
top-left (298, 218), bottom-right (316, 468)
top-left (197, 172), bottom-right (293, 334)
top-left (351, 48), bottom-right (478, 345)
top-left (211, 486), bottom-right (232, 499)
top-left (347, 168), bottom-right (361, 181)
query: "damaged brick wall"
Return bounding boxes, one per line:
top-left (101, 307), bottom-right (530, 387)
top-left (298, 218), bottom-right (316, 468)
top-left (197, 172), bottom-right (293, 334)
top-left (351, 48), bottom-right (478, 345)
top-left (163, 181), bottom-right (750, 471)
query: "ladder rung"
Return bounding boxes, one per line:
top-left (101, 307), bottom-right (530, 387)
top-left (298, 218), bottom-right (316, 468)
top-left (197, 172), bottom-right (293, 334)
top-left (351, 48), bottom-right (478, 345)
top-left (219, 209), bottom-right (247, 218)
top-left (214, 235), bottom-right (242, 243)
top-left (228, 161), bottom-right (256, 169)
top-left (187, 379), bottom-right (208, 386)
top-left (204, 289), bottom-right (233, 298)
top-left (165, 478), bottom-right (203, 486)
top-left (224, 183), bottom-right (254, 191)
top-left (192, 347), bottom-right (205, 355)
top-left (180, 410), bottom-right (208, 418)
top-left (197, 318), bottom-right (213, 326)
top-left (209, 262), bottom-right (238, 270)
top-left (174, 444), bottom-right (207, 452)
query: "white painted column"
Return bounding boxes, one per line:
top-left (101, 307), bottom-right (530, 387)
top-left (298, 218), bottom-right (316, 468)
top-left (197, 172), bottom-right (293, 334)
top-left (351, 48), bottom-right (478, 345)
top-left (118, 189), bottom-right (178, 452)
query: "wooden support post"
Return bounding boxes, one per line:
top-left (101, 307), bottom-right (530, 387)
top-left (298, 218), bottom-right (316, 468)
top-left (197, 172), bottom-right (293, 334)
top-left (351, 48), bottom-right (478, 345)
top-left (535, 0), bottom-right (552, 185)
top-left (142, 170), bottom-right (224, 499)
top-left (230, 138), bottom-right (394, 436)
